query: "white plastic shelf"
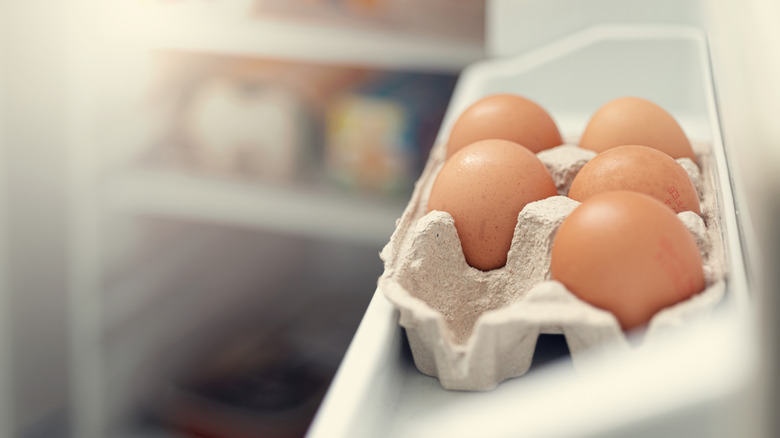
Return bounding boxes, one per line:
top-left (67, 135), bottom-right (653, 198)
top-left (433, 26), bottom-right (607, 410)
top-left (308, 24), bottom-right (757, 438)
top-left (101, 2), bottom-right (485, 71)
top-left (103, 169), bottom-right (405, 247)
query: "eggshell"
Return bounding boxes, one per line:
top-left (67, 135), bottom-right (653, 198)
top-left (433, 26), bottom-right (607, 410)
top-left (550, 191), bottom-right (706, 330)
top-left (446, 94), bottom-right (563, 158)
top-left (579, 97), bottom-right (696, 161)
top-left (569, 145), bottom-right (701, 214)
top-left (427, 139), bottom-right (557, 271)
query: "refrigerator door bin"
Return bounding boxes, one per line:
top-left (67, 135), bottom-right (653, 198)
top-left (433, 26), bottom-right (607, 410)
top-left (309, 25), bottom-right (753, 438)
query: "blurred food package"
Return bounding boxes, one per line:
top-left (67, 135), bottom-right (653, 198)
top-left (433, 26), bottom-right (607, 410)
top-left (325, 93), bottom-right (413, 195)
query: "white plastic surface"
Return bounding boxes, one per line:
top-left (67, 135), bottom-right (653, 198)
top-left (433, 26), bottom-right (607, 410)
top-left (486, 0), bottom-right (705, 58)
top-left (311, 294), bottom-right (755, 438)
top-left (308, 25), bottom-right (754, 438)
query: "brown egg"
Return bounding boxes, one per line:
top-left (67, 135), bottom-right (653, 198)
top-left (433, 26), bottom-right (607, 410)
top-left (446, 94), bottom-right (563, 158)
top-left (569, 145), bottom-right (701, 214)
top-left (428, 139), bottom-right (557, 271)
top-left (579, 97), bottom-right (696, 162)
top-left (551, 191), bottom-right (705, 330)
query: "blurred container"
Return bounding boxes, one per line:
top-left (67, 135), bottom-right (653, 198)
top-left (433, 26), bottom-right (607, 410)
top-left (139, 55), bottom-right (319, 183)
top-left (325, 93), bottom-right (413, 195)
top-left (182, 77), bottom-right (310, 182)
top-left (323, 73), bottom-right (456, 196)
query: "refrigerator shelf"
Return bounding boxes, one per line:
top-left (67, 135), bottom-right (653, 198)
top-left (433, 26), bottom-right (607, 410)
top-left (103, 169), bottom-right (405, 246)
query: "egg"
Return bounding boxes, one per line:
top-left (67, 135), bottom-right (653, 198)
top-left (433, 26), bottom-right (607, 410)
top-left (428, 139), bottom-right (557, 271)
top-left (579, 97), bottom-right (696, 162)
top-left (446, 94), bottom-right (563, 158)
top-left (550, 191), bottom-right (705, 330)
top-left (568, 145), bottom-right (701, 214)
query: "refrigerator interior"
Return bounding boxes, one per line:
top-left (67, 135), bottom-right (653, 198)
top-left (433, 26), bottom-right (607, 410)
top-left (1, 0), bottom-right (779, 437)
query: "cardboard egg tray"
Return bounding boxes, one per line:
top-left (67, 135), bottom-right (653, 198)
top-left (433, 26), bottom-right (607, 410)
top-left (380, 136), bottom-right (726, 390)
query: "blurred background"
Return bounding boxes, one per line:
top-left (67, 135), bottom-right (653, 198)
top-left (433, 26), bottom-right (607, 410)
top-left (0, 0), bottom-right (777, 437)
top-left (0, 1), bottom-right (482, 437)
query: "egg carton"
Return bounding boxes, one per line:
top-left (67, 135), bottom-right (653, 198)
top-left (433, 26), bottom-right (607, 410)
top-left (380, 138), bottom-right (726, 391)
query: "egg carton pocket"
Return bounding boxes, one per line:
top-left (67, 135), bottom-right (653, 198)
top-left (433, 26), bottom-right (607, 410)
top-left (380, 140), bottom-right (726, 390)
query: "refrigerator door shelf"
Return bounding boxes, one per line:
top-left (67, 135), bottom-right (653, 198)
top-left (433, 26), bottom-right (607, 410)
top-left (308, 25), bottom-right (754, 438)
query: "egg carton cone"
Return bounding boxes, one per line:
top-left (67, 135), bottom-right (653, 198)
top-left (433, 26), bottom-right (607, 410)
top-left (379, 140), bottom-right (726, 391)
